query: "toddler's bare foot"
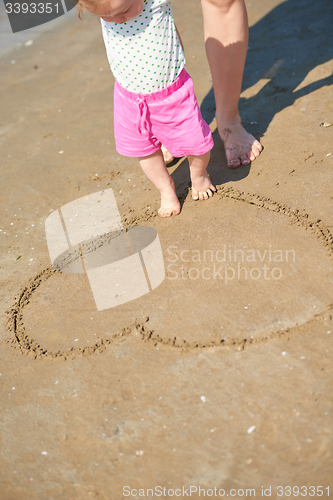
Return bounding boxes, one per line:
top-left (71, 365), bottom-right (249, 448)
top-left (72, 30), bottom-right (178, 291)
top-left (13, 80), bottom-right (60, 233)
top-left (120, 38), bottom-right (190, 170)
top-left (158, 205), bottom-right (181, 217)
top-left (158, 179), bottom-right (181, 218)
top-left (161, 145), bottom-right (174, 166)
top-left (218, 119), bottom-right (262, 168)
top-left (191, 172), bottom-right (216, 201)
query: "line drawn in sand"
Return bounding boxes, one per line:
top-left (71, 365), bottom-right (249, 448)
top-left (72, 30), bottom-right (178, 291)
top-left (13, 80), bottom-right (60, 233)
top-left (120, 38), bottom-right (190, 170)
top-left (6, 186), bottom-right (333, 359)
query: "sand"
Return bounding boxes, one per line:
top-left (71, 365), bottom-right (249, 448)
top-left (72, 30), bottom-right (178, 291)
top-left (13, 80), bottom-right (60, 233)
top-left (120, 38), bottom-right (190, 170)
top-left (1, 0), bottom-right (333, 498)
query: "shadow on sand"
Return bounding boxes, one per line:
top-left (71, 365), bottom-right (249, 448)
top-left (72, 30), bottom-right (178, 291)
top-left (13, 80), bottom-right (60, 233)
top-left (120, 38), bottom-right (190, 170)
top-left (172, 0), bottom-right (333, 194)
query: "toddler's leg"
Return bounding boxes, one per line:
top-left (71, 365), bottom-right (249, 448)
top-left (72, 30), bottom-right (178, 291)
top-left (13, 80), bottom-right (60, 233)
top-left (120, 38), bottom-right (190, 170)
top-left (188, 152), bottom-right (216, 201)
top-left (139, 149), bottom-right (181, 218)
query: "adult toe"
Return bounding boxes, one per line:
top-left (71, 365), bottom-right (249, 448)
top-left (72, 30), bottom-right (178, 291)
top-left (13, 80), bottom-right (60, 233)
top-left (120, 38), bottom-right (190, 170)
top-left (228, 157), bottom-right (241, 168)
top-left (240, 152), bottom-right (251, 165)
top-left (254, 140), bottom-right (263, 151)
top-left (247, 143), bottom-right (262, 162)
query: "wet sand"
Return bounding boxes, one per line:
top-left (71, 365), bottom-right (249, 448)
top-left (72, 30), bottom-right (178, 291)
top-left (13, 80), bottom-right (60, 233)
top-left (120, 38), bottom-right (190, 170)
top-left (1, 0), bottom-right (333, 498)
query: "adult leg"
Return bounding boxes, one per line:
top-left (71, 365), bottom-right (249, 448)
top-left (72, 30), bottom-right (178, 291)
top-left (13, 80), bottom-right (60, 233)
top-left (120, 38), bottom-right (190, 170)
top-left (201, 0), bottom-right (262, 167)
top-left (139, 149), bottom-right (181, 217)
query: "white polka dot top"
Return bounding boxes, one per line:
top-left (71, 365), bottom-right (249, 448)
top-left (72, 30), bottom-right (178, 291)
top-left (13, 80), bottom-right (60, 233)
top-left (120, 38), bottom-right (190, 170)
top-left (100, 0), bottom-right (186, 93)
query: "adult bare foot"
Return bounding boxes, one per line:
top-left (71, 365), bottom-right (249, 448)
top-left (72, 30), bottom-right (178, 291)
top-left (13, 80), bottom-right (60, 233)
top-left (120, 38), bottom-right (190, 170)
top-left (218, 120), bottom-right (263, 168)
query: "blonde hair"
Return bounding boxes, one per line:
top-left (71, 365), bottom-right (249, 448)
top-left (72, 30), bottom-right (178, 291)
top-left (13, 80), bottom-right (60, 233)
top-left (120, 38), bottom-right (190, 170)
top-left (76, 0), bottom-right (88, 19)
top-left (76, 0), bottom-right (101, 19)
top-left (76, 0), bottom-right (86, 19)
top-left (77, 0), bottom-right (132, 19)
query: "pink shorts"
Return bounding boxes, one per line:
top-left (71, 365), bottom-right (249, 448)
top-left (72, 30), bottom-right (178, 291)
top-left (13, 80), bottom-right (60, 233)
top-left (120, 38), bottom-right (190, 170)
top-left (113, 69), bottom-right (214, 158)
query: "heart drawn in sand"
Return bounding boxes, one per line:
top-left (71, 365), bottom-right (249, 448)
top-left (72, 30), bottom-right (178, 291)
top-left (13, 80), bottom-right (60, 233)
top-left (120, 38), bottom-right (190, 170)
top-left (6, 186), bottom-right (333, 359)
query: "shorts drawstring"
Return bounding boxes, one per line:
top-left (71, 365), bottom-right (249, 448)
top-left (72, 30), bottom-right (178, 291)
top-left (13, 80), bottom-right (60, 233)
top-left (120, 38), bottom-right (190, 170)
top-left (137, 97), bottom-right (150, 136)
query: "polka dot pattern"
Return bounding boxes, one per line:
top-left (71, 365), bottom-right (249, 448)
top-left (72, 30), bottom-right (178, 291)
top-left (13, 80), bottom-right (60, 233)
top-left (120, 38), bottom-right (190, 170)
top-left (101, 0), bottom-right (186, 93)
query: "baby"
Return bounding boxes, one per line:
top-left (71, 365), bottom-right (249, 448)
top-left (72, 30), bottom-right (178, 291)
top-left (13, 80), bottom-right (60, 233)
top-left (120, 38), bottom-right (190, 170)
top-left (77, 0), bottom-right (216, 217)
